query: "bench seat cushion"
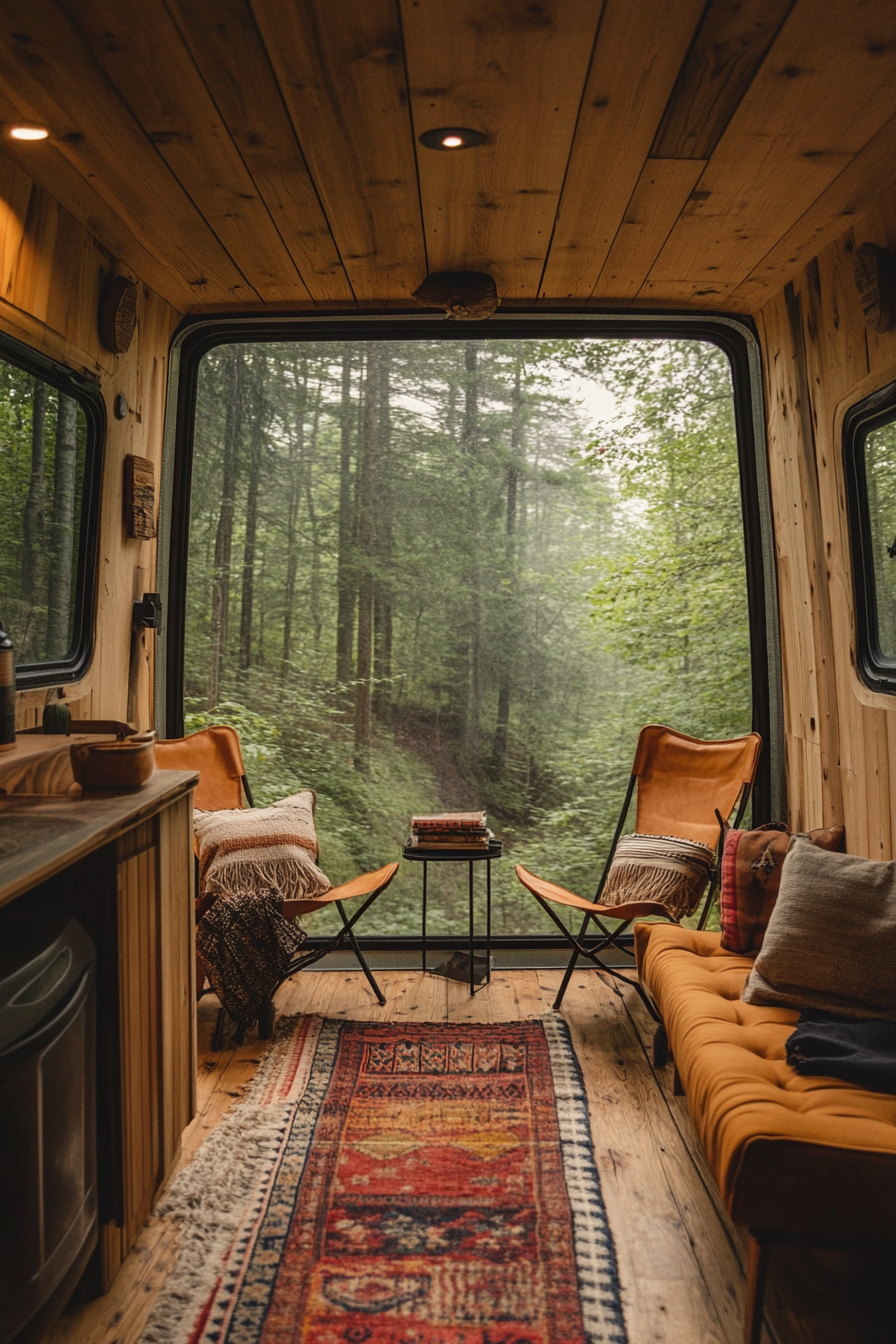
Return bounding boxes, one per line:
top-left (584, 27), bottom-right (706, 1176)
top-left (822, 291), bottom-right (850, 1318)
top-left (635, 923), bottom-right (896, 1236)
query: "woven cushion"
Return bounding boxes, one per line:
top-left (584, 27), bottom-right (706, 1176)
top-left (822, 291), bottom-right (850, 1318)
top-left (742, 840), bottom-right (896, 1019)
top-left (720, 822), bottom-right (845, 953)
top-left (193, 790), bottom-right (331, 901)
top-left (602, 832), bottom-right (715, 919)
top-left (635, 923), bottom-right (896, 1235)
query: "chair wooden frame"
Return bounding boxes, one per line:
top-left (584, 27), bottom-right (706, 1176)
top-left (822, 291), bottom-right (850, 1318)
top-left (516, 724), bottom-right (761, 1016)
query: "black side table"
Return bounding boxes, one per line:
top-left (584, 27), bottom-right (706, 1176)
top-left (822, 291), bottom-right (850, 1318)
top-left (402, 840), bottom-right (502, 995)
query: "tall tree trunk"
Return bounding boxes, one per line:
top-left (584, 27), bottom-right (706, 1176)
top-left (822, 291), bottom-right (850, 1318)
top-left (238, 352), bottom-right (266, 675)
top-left (305, 389), bottom-right (323, 650)
top-left (45, 393), bottom-right (78, 657)
top-left (493, 358), bottom-right (523, 771)
top-left (22, 378), bottom-right (47, 606)
top-left (463, 342), bottom-right (481, 757)
top-left (373, 345), bottom-right (393, 721)
top-left (354, 346), bottom-right (379, 771)
top-left (335, 347), bottom-right (356, 690)
top-left (281, 360), bottom-right (307, 682)
top-left (208, 348), bottom-right (244, 707)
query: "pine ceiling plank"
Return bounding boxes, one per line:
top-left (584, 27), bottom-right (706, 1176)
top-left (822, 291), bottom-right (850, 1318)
top-left (401, 0), bottom-right (602, 302)
top-left (651, 0), bottom-right (796, 161)
top-left (0, 123), bottom-right (194, 311)
top-left (55, 0), bottom-right (312, 305)
top-left (646, 0), bottom-right (896, 290)
top-left (539, 0), bottom-right (705, 300)
top-left (163, 0), bottom-right (354, 305)
top-left (591, 158), bottom-right (705, 300)
top-left (632, 278), bottom-right (748, 310)
top-left (0, 1), bottom-right (257, 304)
top-left (250, 0), bottom-right (424, 302)
top-left (730, 106), bottom-right (896, 311)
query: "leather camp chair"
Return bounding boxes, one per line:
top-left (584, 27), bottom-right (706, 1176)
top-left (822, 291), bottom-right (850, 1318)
top-left (515, 724), bottom-right (762, 1020)
top-left (155, 726), bottom-right (398, 1039)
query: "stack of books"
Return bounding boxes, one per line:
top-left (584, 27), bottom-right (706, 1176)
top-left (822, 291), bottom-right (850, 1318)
top-left (409, 811), bottom-right (492, 851)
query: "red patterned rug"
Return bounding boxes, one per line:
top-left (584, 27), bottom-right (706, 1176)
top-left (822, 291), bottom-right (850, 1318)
top-left (142, 1017), bottom-right (627, 1344)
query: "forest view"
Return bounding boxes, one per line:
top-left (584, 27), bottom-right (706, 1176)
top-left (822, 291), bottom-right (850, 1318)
top-left (184, 335), bottom-right (752, 939)
top-left (0, 359), bottom-right (87, 666)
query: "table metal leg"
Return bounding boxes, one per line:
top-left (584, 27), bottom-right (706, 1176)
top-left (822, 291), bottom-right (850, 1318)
top-left (422, 861), bottom-right (428, 974)
top-left (486, 857), bottom-right (492, 986)
top-left (468, 860), bottom-right (475, 995)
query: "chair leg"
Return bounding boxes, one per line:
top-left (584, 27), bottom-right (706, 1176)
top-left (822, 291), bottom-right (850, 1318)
top-left (653, 1023), bottom-right (669, 1069)
top-left (337, 900), bottom-right (386, 1006)
top-left (744, 1235), bottom-right (770, 1344)
top-left (258, 998), bottom-right (275, 1039)
top-left (553, 925), bottom-right (585, 1010)
top-left (211, 1007), bottom-right (227, 1053)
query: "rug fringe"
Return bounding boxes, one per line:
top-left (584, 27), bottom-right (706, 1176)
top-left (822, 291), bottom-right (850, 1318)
top-left (142, 1103), bottom-right (291, 1344)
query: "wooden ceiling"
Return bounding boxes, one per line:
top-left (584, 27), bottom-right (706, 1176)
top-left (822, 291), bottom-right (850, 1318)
top-left (1, 0), bottom-right (895, 315)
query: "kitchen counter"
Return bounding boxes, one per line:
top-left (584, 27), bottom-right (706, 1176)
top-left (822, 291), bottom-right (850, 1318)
top-left (0, 769), bottom-right (198, 907)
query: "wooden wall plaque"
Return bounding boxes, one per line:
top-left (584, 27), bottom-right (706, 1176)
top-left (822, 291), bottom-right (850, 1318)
top-left (124, 454), bottom-right (156, 539)
top-left (100, 274), bottom-right (138, 353)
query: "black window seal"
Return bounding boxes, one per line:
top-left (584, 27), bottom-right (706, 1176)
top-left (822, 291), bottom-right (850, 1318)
top-left (158, 308), bottom-right (782, 831)
top-left (0, 328), bottom-right (106, 689)
top-left (843, 379), bottom-right (896, 695)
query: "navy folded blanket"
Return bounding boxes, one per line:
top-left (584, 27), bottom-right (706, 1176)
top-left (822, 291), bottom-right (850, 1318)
top-left (786, 1009), bottom-right (896, 1095)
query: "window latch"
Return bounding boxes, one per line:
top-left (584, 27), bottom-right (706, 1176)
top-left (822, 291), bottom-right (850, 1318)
top-left (133, 592), bottom-right (162, 631)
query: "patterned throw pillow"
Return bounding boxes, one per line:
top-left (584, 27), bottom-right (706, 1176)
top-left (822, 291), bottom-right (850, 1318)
top-left (720, 822), bottom-right (845, 954)
top-left (601, 832), bottom-right (716, 920)
top-left (193, 790), bottom-right (331, 901)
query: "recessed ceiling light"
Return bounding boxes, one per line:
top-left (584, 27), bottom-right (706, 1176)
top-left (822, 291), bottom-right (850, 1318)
top-left (7, 124), bottom-right (50, 142)
top-left (419, 127), bottom-right (486, 151)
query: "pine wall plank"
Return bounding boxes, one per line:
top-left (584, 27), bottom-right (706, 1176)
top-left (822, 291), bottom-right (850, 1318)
top-left (757, 177), bottom-right (896, 852)
top-left (0, 153), bottom-right (181, 731)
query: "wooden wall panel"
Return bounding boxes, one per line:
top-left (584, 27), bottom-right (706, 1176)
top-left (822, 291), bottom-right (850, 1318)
top-left (757, 176), bottom-right (896, 855)
top-left (0, 154), bottom-right (181, 731)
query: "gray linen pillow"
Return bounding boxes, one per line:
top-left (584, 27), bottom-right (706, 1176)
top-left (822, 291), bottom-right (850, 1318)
top-left (742, 838), bottom-right (896, 1019)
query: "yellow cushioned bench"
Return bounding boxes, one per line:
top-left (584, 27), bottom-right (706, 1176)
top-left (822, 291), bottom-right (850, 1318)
top-left (634, 923), bottom-right (896, 1342)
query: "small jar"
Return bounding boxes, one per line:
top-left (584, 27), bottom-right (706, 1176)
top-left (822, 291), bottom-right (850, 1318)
top-left (0, 622), bottom-right (15, 750)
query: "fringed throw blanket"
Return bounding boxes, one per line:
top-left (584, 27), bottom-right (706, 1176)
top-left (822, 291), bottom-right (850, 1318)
top-left (193, 791), bottom-right (331, 902)
top-left (197, 889), bottom-right (306, 1024)
top-left (193, 791), bottom-right (330, 1024)
top-left (602, 832), bottom-right (715, 919)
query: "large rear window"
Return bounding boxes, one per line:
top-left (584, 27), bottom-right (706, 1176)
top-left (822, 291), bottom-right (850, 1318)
top-left (179, 332), bottom-right (756, 941)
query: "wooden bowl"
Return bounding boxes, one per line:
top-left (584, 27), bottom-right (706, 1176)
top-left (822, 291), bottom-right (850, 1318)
top-left (70, 731), bottom-right (156, 791)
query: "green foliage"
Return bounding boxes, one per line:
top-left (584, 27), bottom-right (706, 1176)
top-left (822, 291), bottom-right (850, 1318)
top-left (183, 336), bottom-right (753, 938)
top-left (0, 360), bottom-right (87, 663)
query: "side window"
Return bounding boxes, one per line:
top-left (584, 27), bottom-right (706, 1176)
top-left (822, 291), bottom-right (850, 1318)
top-left (0, 337), bottom-right (103, 685)
top-left (844, 381), bottom-right (896, 692)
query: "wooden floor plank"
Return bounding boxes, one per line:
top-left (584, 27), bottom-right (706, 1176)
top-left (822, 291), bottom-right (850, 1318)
top-left (45, 969), bottom-right (890, 1344)
top-left (540, 971), bottom-right (743, 1344)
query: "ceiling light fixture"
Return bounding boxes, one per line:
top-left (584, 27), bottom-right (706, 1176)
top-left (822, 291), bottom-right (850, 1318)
top-left (7, 124), bottom-right (50, 142)
top-left (419, 127), bottom-right (486, 151)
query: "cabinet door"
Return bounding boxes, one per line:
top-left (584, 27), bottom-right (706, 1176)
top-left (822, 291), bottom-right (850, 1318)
top-left (100, 794), bottom-right (195, 1288)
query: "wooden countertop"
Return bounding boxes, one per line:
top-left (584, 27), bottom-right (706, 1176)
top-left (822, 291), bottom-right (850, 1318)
top-left (0, 769), bottom-right (198, 907)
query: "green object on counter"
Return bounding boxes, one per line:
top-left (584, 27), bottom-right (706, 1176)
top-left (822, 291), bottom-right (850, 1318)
top-left (42, 701), bottom-right (72, 736)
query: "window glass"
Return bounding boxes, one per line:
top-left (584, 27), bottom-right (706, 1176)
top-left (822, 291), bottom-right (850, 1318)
top-left (184, 337), bottom-right (752, 938)
top-left (0, 355), bottom-right (90, 668)
top-left (862, 417), bottom-right (896, 658)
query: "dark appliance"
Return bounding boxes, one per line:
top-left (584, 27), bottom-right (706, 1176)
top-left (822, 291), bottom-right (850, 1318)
top-left (0, 914), bottom-right (97, 1344)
